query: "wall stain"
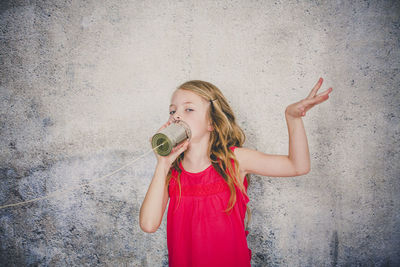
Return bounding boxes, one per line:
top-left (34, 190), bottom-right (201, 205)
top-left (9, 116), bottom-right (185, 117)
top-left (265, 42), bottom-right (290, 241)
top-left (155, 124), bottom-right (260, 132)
top-left (330, 230), bottom-right (339, 267)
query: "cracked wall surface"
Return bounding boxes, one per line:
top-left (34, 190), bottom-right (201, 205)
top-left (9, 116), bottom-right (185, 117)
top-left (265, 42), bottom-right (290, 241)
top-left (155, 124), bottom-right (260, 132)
top-left (0, 0), bottom-right (399, 266)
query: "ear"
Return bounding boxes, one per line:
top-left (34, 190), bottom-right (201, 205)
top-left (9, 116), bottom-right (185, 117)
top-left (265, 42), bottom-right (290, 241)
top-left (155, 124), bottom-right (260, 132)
top-left (207, 122), bottom-right (214, 132)
top-left (206, 113), bottom-right (214, 131)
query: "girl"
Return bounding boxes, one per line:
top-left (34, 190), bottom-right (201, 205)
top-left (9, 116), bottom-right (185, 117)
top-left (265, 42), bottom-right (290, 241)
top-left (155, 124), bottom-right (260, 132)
top-left (140, 79), bottom-right (332, 266)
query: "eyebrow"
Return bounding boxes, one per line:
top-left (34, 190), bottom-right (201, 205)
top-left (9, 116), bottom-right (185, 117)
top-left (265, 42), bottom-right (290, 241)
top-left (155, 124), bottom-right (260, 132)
top-left (169, 101), bottom-right (195, 108)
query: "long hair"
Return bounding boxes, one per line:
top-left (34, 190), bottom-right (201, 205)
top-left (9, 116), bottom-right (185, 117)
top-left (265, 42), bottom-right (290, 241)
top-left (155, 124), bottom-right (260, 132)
top-left (164, 80), bottom-right (252, 230)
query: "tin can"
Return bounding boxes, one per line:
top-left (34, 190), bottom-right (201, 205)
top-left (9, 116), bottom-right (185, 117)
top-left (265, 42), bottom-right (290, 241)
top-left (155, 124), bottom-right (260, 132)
top-left (151, 120), bottom-right (192, 156)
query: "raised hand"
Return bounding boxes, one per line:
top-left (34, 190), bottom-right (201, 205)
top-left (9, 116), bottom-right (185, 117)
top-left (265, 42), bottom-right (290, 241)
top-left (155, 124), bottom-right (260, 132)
top-left (285, 77), bottom-right (333, 118)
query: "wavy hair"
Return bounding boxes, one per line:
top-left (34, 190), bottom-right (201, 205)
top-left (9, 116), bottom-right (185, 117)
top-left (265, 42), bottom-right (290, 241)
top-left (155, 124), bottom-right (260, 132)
top-left (164, 80), bottom-right (252, 230)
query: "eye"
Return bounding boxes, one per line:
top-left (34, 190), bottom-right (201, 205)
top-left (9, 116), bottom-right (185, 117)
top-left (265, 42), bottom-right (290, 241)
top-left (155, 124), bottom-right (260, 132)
top-left (169, 109), bottom-right (193, 115)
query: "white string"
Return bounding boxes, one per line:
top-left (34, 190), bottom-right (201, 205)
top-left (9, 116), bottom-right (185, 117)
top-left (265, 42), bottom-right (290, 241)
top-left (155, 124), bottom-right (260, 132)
top-left (0, 141), bottom-right (167, 210)
top-left (0, 137), bottom-right (259, 210)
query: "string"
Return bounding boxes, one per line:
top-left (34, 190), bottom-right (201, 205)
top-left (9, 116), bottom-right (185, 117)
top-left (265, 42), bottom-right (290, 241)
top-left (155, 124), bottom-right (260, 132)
top-left (0, 141), bottom-right (167, 210)
top-left (0, 137), bottom-right (259, 211)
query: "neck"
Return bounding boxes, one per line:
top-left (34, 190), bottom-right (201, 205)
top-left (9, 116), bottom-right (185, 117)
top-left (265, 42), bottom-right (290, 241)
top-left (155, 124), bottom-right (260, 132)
top-left (182, 133), bottom-right (211, 169)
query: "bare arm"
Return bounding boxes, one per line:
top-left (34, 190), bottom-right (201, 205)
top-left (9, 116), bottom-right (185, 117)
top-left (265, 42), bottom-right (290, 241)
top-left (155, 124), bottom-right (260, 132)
top-left (285, 108), bottom-right (310, 175)
top-left (234, 78), bottom-right (332, 177)
top-left (139, 162), bottom-right (170, 233)
top-left (231, 112), bottom-right (310, 177)
top-left (140, 119), bottom-right (189, 233)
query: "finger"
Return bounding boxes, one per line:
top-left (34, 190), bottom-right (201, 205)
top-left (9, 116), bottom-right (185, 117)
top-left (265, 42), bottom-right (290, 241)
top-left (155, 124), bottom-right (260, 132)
top-left (302, 104), bottom-right (314, 114)
top-left (316, 87), bottom-right (333, 98)
top-left (307, 77), bottom-right (323, 98)
top-left (179, 141), bottom-right (189, 152)
top-left (302, 98), bottom-right (329, 114)
top-left (303, 90), bottom-right (331, 111)
top-left (170, 143), bottom-right (187, 157)
top-left (157, 120), bottom-right (172, 133)
top-left (160, 121), bottom-right (170, 130)
top-left (303, 92), bottom-right (329, 106)
top-left (178, 140), bottom-right (189, 150)
top-left (173, 140), bottom-right (187, 151)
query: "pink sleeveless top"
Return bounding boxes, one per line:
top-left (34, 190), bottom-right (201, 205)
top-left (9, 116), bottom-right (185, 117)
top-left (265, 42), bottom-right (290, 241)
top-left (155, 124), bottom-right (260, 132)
top-left (167, 146), bottom-right (252, 267)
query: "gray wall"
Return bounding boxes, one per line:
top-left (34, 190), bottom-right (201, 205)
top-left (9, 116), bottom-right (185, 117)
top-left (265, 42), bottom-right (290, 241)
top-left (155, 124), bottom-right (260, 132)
top-left (1, 0), bottom-right (399, 266)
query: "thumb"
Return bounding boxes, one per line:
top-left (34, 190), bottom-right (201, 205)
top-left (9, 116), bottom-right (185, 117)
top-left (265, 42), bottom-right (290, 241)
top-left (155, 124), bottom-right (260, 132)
top-left (173, 140), bottom-right (188, 154)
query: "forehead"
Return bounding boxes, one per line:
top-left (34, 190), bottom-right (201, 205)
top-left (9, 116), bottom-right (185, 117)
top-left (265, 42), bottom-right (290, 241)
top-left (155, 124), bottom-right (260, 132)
top-left (169, 89), bottom-right (206, 108)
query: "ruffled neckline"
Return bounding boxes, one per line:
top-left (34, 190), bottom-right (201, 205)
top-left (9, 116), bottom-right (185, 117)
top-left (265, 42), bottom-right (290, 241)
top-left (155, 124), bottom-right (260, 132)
top-left (179, 161), bottom-right (213, 175)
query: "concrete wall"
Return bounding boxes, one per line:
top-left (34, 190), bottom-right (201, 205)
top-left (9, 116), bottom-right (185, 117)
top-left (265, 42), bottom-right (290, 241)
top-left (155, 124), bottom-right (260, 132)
top-left (0, 0), bottom-right (399, 266)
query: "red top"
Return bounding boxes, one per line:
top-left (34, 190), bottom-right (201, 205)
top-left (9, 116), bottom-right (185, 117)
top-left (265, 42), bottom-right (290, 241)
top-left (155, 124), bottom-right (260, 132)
top-left (167, 146), bottom-right (251, 267)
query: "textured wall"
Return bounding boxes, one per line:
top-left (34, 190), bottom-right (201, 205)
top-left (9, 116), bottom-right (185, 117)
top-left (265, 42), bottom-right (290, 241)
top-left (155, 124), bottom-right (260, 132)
top-left (0, 0), bottom-right (399, 266)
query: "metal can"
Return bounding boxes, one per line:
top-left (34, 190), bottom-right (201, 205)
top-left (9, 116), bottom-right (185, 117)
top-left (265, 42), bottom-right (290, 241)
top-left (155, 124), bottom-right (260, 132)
top-left (151, 120), bottom-right (192, 156)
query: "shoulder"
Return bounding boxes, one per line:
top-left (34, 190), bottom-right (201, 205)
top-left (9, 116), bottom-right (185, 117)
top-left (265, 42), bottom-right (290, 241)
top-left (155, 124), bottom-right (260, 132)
top-left (229, 145), bottom-right (247, 158)
top-left (229, 146), bottom-right (265, 176)
top-left (228, 146), bottom-right (251, 187)
top-left (229, 146), bottom-right (248, 175)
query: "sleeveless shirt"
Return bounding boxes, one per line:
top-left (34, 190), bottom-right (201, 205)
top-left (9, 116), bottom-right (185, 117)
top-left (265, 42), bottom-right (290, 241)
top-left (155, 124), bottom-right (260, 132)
top-left (167, 146), bottom-right (252, 266)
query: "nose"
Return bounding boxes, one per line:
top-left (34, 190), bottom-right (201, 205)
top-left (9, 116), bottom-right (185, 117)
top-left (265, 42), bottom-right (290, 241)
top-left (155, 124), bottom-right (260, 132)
top-left (173, 112), bottom-right (181, 122)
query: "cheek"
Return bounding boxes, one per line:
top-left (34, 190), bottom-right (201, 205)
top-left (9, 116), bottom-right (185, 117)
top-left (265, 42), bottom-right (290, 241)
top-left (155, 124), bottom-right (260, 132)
top-left (196, 118), bottom-right (209, 131)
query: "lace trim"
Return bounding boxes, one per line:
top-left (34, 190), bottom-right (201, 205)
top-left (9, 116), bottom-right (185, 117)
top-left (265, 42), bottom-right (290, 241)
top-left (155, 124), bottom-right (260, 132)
top-left (169, 179), bottom-right (230, 197)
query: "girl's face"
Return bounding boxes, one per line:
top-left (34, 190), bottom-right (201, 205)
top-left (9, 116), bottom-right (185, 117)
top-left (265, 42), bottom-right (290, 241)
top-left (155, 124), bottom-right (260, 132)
top-left (169, 89), bottom-right (213, 142)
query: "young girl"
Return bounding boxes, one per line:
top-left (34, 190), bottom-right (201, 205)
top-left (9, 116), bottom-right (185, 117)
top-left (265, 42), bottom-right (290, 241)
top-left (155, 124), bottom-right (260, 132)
top-left (140, 79), bottom-right (332, 266)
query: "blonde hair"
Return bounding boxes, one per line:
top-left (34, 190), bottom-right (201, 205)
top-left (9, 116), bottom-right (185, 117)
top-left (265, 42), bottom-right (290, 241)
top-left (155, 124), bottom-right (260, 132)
top-left (165, 80), bottom-right (252, 230)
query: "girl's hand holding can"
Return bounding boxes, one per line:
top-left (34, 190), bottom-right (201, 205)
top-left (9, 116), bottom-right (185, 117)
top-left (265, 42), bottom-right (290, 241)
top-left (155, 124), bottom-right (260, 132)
top-left (149, 120), bottom-right (190, 167)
